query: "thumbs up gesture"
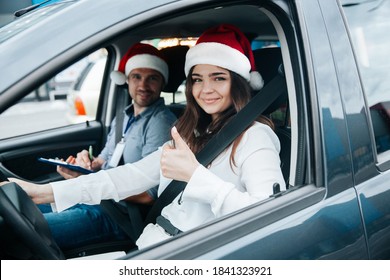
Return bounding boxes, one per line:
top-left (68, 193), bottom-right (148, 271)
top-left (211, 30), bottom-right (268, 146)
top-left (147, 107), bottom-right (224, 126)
top-left (160, 126), bottom-right (200, 182)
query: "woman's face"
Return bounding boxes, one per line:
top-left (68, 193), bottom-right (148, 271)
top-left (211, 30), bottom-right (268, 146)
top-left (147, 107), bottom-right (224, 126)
top-left (191, 64), bottom-right (232, 120)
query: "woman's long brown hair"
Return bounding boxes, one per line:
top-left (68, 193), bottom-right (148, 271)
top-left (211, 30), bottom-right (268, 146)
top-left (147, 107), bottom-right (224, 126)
top-left (175, 67), bottom-right (274, 167)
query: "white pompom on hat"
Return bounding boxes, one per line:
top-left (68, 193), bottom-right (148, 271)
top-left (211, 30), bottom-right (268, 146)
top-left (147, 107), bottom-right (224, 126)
top-left (110, 43), bottom-right (169, 85)
top-left (185, 24), bottom-right (264, 90)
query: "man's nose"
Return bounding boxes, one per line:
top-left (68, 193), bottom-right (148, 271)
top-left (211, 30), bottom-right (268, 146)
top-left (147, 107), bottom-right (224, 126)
top-left (138, 77), bottom-right (148, 89)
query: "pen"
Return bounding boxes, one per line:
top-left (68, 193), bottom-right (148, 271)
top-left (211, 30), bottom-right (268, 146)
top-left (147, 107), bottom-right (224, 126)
top-left (88, 145), bottom-right (93, 161)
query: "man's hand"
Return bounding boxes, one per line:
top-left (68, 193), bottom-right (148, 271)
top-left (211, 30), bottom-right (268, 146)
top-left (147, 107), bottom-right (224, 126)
top-left (74, 150), bottom-right (104, 171)
top-left (57, 152), bottom-right (105, 179)
top-left (57, 156), bottom-right (83, 179)
top-left (74, 150), bottom-right (92, 169)
top-left (160, 126), bottom-right (200, 182)
top-left (124, 192), bottom-right (154, 205)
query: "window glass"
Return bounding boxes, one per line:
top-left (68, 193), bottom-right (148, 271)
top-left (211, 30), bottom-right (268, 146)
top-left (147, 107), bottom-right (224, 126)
top-left (0, 49), bottom-right (107, 139)
top-left (341, 0), bottom-right (390, 156)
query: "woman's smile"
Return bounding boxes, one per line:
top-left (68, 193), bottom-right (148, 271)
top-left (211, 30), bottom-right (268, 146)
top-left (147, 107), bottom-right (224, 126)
top-left (202, 97), bottom-right (221, 104)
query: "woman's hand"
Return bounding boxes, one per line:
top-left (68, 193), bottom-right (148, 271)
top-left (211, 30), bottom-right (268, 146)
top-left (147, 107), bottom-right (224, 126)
top-left (7, 178), bottom-right (54, 204)
top-left (160, 126), bottom-right (200, 182)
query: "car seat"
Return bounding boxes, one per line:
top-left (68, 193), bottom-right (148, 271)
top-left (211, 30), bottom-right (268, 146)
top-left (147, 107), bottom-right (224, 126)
top-left (253, 47), bottom-right (291, 185)
top-left (161, 45), bottom-right (189, 118)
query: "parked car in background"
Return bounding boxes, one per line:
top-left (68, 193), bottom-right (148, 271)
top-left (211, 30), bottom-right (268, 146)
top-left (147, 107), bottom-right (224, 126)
top-left (66, 55), bottom-right (107, 124)
top-left (0, 0), bottom-right (389, 261)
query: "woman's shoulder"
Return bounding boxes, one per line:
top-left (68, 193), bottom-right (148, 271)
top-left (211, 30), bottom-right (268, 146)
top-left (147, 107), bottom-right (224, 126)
top-left (246, 121), bottom-right (276, 137)
top-left (239, 121), bottom-right (280, 151)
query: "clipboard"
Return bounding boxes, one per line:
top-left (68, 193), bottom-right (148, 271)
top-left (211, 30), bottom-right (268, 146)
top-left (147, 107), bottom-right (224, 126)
top-left (38, 157), bottom-right (95, 174)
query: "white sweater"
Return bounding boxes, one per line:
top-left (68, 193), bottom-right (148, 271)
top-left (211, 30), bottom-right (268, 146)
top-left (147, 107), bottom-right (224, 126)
top-left (51, 122), bottom-right (285, 248)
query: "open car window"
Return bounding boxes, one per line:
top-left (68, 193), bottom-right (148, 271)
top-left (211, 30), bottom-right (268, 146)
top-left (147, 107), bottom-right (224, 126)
top-left (0, 49), bottom-right (107, 140)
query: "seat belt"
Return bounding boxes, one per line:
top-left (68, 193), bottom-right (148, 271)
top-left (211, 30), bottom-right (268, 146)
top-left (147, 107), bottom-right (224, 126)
top-left (145, 67), bottom-right (286, 225)
top-left (100, 86), bottom-right (145, 242)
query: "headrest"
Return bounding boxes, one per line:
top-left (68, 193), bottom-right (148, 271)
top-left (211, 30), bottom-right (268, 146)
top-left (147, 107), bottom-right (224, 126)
top-left (253, 47), bottom-right (282, 84)
top-left (253, 47), bottom-right (287, 115)
top-left (160, 45), bottom-right (189, 93)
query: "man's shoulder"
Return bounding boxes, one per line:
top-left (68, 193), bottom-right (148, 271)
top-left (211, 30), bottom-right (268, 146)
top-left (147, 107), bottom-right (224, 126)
top-left (152, 100), bottom-right (177, 120)
top-left (153, 105), bottom-right (177, 122)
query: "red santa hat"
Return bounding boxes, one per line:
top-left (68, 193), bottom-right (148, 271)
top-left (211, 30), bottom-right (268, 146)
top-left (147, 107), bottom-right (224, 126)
top-left (185, 24), bottom-right (264, 90)
top-left (110, 43), bottom-right (169, 85)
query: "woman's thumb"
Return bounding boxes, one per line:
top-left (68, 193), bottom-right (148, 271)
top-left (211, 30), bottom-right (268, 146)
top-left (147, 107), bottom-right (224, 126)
top-left (171, 126), bottom-right (186, 149)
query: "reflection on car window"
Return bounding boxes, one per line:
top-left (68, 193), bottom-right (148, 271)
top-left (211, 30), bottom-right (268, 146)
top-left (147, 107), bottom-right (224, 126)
top-left (342, 0), bottom-right (390, 157)
top-left (0, 2), bottom-right (75, 43)
top-left (0, 49), bottom-right (107, 139)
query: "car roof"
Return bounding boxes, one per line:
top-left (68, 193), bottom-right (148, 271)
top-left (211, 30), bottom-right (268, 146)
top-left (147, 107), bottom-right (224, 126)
top-left (0, 0), bottom-right (279, 111)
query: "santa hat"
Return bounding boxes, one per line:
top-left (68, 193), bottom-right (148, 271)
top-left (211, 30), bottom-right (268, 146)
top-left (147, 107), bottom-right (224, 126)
top-left (185, 24), bottom-right (263, 90)
top-left (110, 43), bottom-right (169, 85)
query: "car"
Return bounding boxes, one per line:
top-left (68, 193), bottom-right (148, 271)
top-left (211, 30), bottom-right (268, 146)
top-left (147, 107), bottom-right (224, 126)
top-left (66, 55), bottom-right (107, 124)
top-left (0, 0), bottom-right (389, 262)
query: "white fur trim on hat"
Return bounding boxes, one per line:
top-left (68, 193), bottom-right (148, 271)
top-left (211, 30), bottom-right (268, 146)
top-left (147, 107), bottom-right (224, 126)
top-left (125, 54), bottom-right (169, 84)
top-left (185, 42), bottom-right (251, 81)
top-left (110, 70), bottom-right (127, 85)
top-left (250, 71), bottom-right (264, 90)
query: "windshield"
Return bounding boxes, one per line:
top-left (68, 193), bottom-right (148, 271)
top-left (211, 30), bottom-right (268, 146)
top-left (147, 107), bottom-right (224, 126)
top-left (0, 1), bottom-right (75, 44)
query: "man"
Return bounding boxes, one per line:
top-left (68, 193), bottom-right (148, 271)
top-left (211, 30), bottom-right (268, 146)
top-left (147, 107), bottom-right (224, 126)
top-left (40, 43), bottom-right (177, 251)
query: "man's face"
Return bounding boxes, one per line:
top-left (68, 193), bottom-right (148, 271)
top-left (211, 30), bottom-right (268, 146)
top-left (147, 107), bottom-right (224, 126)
top-left (127, 68), bottom-right (164, 109)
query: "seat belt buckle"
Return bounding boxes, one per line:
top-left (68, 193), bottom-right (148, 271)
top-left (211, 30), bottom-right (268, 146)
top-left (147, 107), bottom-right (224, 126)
top-left (156, 215), bottom-right (182, 236)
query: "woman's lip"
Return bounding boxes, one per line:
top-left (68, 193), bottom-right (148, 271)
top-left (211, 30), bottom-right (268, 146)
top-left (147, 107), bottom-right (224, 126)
top-left (202, 98), bottom-right (220, 104)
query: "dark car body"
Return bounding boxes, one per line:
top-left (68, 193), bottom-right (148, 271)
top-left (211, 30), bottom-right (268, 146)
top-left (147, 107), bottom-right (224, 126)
top-left (0, 0), bottom-right (389, 260)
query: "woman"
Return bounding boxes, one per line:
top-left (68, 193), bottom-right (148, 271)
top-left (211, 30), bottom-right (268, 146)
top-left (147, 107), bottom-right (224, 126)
top-left (4, 24), bottom-right (285, 249)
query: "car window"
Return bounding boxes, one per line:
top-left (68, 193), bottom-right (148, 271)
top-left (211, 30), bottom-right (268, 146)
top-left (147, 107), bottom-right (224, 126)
top-left (149, 37), bottom-right (197, 105)
top-left (341, 0), bottom-right (390, 160)
top-left (0, 49), bottom-right (107, 139)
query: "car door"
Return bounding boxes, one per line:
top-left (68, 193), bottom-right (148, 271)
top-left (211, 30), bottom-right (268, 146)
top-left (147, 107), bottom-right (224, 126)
top-left (339, 0), bottom-right (390, 259)
top-left (120, 0), bottom-right (369, 260)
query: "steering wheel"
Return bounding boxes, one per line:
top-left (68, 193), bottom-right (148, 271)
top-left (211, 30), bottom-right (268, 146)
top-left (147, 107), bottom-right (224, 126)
top-left (0, 169), bottom-right (65, 259)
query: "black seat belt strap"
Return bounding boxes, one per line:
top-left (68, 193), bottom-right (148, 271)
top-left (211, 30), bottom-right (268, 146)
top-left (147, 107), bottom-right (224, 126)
top-left (115, 86), bottom-right (126, 144)
top-left (145, 69), bottom-right (286, 225)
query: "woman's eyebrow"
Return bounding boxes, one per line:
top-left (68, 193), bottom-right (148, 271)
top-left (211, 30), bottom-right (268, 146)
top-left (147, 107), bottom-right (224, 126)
top-left (191, 72), bottom-right (228, 77)
top-left (209, 72), bottom-right (228, 77)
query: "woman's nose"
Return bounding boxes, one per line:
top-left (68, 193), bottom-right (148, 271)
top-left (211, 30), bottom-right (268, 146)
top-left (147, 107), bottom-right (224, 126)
top-left (201, 80), bottom-right (213, 93)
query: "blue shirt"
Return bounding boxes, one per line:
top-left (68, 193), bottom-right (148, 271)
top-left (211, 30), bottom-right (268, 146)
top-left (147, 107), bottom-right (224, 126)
top-left (99, 97), bottom-right (176, 199)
